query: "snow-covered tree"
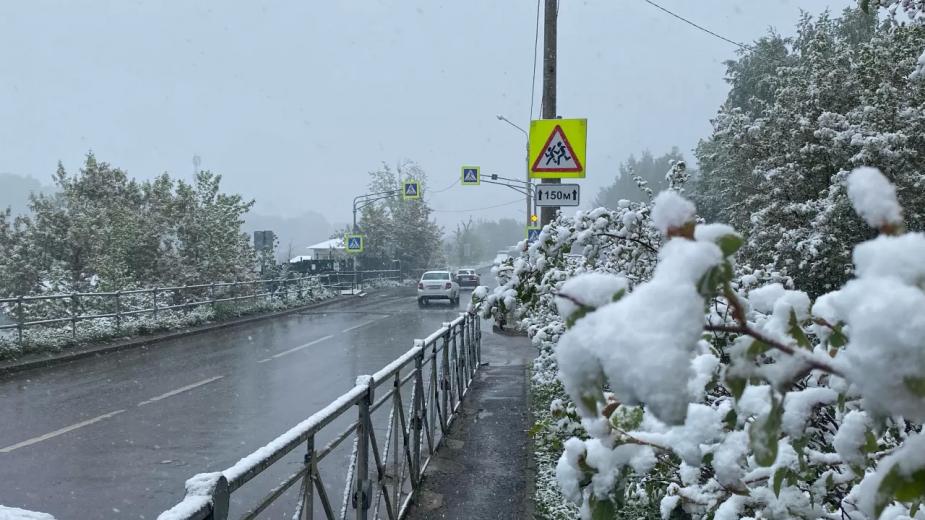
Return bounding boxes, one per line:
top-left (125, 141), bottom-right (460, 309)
top-left (594, 148), bottom-right (689, 208)
top-left (693, 8), bottom-right (925, 296)
top-left (358, 161), bottom-right (445, 270)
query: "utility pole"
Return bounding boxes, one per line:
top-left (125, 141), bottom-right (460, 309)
top-left (540, 0), bottom-right (559, 226)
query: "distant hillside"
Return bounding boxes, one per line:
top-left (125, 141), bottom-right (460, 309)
top-left (0, 173), bottom-right (54, 215)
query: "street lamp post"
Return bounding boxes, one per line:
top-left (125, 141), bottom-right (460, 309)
top-left (496, 115), bottom-right (532, 226)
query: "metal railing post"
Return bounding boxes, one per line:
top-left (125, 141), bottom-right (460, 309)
top-left (209, 283), bottom-right (216, 311)
top-left (152, 287), bottom-right (159, 320)
top-left (458, 320), bottom-right (468, 384)
top-left (429, 341), bottom-right (439, 447)
top-left (211, 475), bottom-right (230, 520)
top-left (452, 323), bottom-right (463, 396)
top-left (115, 290), bottom-right (122, 332)
top-left (391, 372), bottom-right (401, 517)
top-left (16, 296), bottom-right (24, 346)
top-left (253, 280), bottom-right (258, 307)
top-left (354, 378), bottom-right (373, 520)
top-left (300, 435), bottom-right (315, 520)
top-left (70, 292), bottom-right (78, 339)
top-left (440, 332), bottom-right (450, 431)
top-left (298, 275), bottom-right (304, 300)
top-left (411, 350), bottom-right (424, 482)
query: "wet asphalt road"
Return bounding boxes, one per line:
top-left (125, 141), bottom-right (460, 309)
top-left (0, 285), bottom-right (482, 519)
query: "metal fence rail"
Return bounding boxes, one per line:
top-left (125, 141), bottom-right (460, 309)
top-left (0, 270), bottom-right (401, 346)
top-left (159, 311), bottom-right (482, 520)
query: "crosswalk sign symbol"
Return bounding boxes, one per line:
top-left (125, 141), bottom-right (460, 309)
top-left (345, 234), bottom-right (364, 254)
top-left (526, 226), bottom-right (541, 243)
top-left (461, 166), bottom-right (480, 185)
top-left (529, 118), bottom-right (587, 179)
top-left (402, 180), bottom-right (421, 200)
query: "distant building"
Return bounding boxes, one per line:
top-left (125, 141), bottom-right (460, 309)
top-left (305, 237), bottom-right (346, 261)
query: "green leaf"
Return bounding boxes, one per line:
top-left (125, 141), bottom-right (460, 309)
top-left (723, 409), bottom-right (738, 430)
top-left (564, 305), bottom-right (592, 329)
top-left (702, 452), bottom-right (714, 467)
top-left (875, 464), bottom-right (925, 517)
top-left (590, 497), bottom-right (617, 520)
top-left (750, 393), bottom-right (782, 467)
top-left (863, 431), bottom-right (879, 454)
top-left (903, 376), bottom-right (925, 397)
top-left (860, 0), bottom-right (870, 14)
top-left (773, 467), bottom-right (786, 497)
top-left (726, 374), bottom-right (748, 401)
top-left (697, 266), bottom-right (724, 298)
top-left (527, 421), bottom-right (545, 438)
top-left (747, 340), bottom-right (771, 358)
top-left (825, 473), bottom-right (835, 490)
top-left (788, 309), bottom-right (812, 349)
top-left (829, 324), bottom-right (848, 349)
top-left (726, 375), bottom-right (747, 400)
top-left (611, 288), bottom-right (626, 302)
top-left (610, 405), bottom-right (644, 431)
top-left (717, 233), bottom-right (744, 256)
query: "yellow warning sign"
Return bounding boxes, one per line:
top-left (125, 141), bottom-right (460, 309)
top-left (529, 118), bottom-right (587, 179)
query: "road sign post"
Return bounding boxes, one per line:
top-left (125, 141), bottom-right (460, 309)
top-left (461, 166), bottom-right (480, 185)
top-left (535, 183), bottom-right (580, 207)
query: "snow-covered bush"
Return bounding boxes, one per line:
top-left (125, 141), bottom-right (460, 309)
top-left (550, 168), bottom-right (924, 519)
top-left (478, 163), bottom-right (924, 519)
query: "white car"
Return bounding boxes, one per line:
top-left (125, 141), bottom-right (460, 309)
top-left (417, 271), bottom-right (460, 307)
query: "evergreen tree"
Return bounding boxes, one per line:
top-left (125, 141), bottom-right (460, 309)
top-left (594, 148), bottom-right (687, 208)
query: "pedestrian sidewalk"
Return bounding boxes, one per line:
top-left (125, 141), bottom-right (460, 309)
top-left (405, 323), bottom-right (536, 520)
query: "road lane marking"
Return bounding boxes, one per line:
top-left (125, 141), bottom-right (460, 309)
top-left (137, 376), bottom-right (225, 407)
top-left (0, 409), bottom-right (126, 453)
top-left (257, 335), bottom-right (335, 363)
top-left (341, 315), bottom-right (389, 333)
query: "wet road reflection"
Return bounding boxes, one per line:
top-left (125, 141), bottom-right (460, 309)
top-left (0, 286), bottom-right (481, 519)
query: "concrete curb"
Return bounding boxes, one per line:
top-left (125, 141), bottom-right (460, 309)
top-left (0, 290), bottom-right (384, 376)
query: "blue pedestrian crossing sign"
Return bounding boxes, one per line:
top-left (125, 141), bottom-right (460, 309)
top-left (526, 226), bottom-right (541, 244)
top-left (402, 180), bottom-right (421, 200)
top-left (461, 166), bottom-right (480, 185)
top-left (345, 234), bottom-right (364, 254)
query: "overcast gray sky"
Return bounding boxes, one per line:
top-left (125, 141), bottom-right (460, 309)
top-left (0, 0), bottom-right (852, 230)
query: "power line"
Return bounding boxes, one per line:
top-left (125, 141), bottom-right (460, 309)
top-left (431, 198), bottom-right (524, 213)
top-left (428, 177), bottom-right (459, 194)
top-left (640, 0), bottom-right (750, 51)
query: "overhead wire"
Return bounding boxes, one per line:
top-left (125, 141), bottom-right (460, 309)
top-left (430, 198), bottom-right (524, 213)
top-left (639, 0), bottom-right (750, 50)
top-left (427, 177), bottom-right (459, 194)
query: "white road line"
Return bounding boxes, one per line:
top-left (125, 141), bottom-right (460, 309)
top-left (137, 375), bottom-right (225, 407)
top-left (0, 409), bottom-right (126, 453)
top-left (257, 335), bottom-right (335, 363)
top-left (341, 315), bottom-right (389, 333)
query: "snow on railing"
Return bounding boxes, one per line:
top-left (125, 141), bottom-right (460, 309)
top-left (0, 270), bottom-right (401, 349)
top-left (158, 311), bottom-right (482, 520)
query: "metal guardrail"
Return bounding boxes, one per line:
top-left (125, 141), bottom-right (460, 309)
top-left (0, 270), bottom-right (401, 346)
top-left (158, 311), bottom-right (482, 520)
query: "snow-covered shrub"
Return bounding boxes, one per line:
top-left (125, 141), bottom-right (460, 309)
top-left (550, 168), bottom-right (924, 519)
top-left (478, 163), bottom-right (924, 519)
